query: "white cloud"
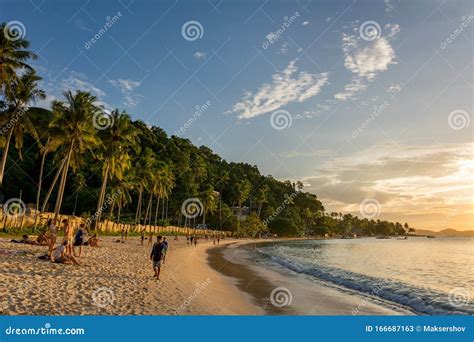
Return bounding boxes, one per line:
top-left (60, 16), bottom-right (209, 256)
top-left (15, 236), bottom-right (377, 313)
top-left (63, 76), bottom-right (106, 98)
top-left (193, 51), bottom-right (206, 59)
top-left (278, 42), bottom-right (289, 54)
top-left (108, 78), bottom-right (142, 108)
top-left (302, 21), bottom-right (310, 26)
top-left (232, 60), bottom-right (329, 119)
top-left (108, 79), bottom-right (141, 93)
top-left (335, 24), bottom-right (399, 101)
top-left (387, 83), bottom-right (401, 93)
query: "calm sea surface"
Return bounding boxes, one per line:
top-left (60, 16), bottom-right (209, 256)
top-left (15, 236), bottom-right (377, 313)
top-left (256, 237), bottom-right (473, 315)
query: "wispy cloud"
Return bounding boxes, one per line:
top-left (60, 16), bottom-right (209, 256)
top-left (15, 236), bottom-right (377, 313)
top-left (335, 23), bottom-right (399, 101)
top-left (233, 60), bottom-right (329, 119)
top-left (108, 78), bottom-right (142, 108)
top-left (303, 142), bottom-right (474, 229)
top-left (193, 51), bottom-right (206, 59)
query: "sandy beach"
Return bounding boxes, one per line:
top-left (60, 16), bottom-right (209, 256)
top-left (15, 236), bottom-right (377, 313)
top-left (0, 234), bottom-right (414, 316)
top-left (0, 236), bottom-right (262, 315)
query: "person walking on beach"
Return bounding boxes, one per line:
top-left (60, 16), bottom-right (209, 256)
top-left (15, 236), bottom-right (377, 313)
top-left (73, 224), bottom-right (86, 257)
top-left (194, 236), bottom-right (198, 247)
top-left (141, 230), bottom-right (145, 245)
top-left (162, 237), bottom-right (169, 264)
top-left (150, 235), bottom-right (165, 280)
top-left (148, 232), bottom-right (153, 246)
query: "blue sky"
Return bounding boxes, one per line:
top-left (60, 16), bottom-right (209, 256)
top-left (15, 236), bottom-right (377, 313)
top-left (3, 0), bottom-right (473, 230)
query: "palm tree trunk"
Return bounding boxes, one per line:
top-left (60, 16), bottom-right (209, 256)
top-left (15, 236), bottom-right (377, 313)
top-left (94, 163), bottom-right (110, 227)
top-left (41, 156), bottom-right (67, 213)
top-left (33, 150), bottom-right (48, 229)
top-left (0, 127), bottom-right (14, 188)
top-left (154, 195), bottom-right (160, 226)
top-left (135, 186), bottom-right (143, 226)
top-left (54, 143), bottom-right (74, 221)
top-left (143, 193), bottom-right (153, 227)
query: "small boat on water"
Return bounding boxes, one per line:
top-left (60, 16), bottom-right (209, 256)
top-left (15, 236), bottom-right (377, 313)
top-left (397, 236), bottom-right (408, 240)
top-left (376, 236), bottom-right (391, 239)
top-left (427, 235), bottom-right (436, 239)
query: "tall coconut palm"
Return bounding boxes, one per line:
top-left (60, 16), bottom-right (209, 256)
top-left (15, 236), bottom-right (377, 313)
top-left (133, 148), bottom-right (155, 227)
top-left (48, 91), bottom-right (101, 221)
top-left (93, 110), bottom-right (140, 227)
top-left (0, 22), bottom-right (37, 93)
top-left (255, 184), bottom-right (270, 218)
top-left (201, 186), bottom-right (218, 225)
top-left (0, 70), bottom-right (45, 187)
top-left (152, 162), bottom-right (174, 226)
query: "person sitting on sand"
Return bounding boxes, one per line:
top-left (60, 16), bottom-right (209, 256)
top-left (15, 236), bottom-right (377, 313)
top-left (86, 234), bottom-right (100, 247)
top-left (174, 235), bottom-right (179, 241)
top-left (150, 235), bottom-right (165, 280)
top-left (11, 234), bottom-right (44, 245)
top-left (51, 241), bottom-right (79, 265)
top-left (46, 218), bottom-right (58, 257)
top-left (73, 224), bottom-right (86, 257)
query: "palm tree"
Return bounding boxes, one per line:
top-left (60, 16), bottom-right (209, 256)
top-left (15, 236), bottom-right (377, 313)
top-left (0, 70), bottom-right (45, 187)
top-left (48, 91), bottom-right (101, 221)
top-left (151, 162), bottom-right (174, 226)
top-left (133, 148), bottom-right (155, 227)
top-left (0, 22), bottom-right (37, 93)
top-left (93, 110), bottom-right (140, 227)
top-left (256, 184), bottom-right (270, 218)
top-left (201, 186), bottom-right (218, 225)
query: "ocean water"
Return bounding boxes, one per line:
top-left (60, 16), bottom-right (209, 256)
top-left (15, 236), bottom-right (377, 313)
top-left (256, 237), bottom-right (474, 315)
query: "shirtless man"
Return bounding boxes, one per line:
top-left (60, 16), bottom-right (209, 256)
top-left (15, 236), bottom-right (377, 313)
top-left (62, 219), bottom-right (74, 255)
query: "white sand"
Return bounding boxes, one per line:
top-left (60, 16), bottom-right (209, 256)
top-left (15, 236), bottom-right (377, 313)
top-left (0, 237), bottom-right (262, 315)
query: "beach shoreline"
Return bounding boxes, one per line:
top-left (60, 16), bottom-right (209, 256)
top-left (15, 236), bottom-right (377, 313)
top-left (207, 239), bottom-right (414, 315)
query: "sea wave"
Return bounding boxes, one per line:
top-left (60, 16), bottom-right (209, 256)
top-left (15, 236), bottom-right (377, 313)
top-left (256, 244), bottom-right (473, 315)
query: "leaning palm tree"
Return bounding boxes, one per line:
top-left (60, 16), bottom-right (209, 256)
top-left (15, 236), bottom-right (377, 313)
top-left (0, 22), bottom-right (37, 93)
top-left (151, 162), bottom-right (175, 226)
top-left (0, 70), bottom-right (45, 187)
top-left (48, 91), bottom-right (101, 221)
top-left (93, 110), bottom-right (140, 228)
top-left (132, 148), bottom-right (155, 227)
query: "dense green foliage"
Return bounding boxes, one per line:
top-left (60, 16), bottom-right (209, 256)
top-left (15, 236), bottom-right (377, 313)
top-left (0, 27), bottom-right (413, 237)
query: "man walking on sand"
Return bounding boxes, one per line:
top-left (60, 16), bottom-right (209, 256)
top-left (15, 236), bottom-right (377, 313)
top-left (150, 235), bottom-right (165, 280)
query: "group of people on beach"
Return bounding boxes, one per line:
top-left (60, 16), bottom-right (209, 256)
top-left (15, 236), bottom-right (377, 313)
top-left (36, 218), bottom-right (100, 266)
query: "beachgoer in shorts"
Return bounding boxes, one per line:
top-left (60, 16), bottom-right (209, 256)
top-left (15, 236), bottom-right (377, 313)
top-left (150, 235), bottom-right (165, 279)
